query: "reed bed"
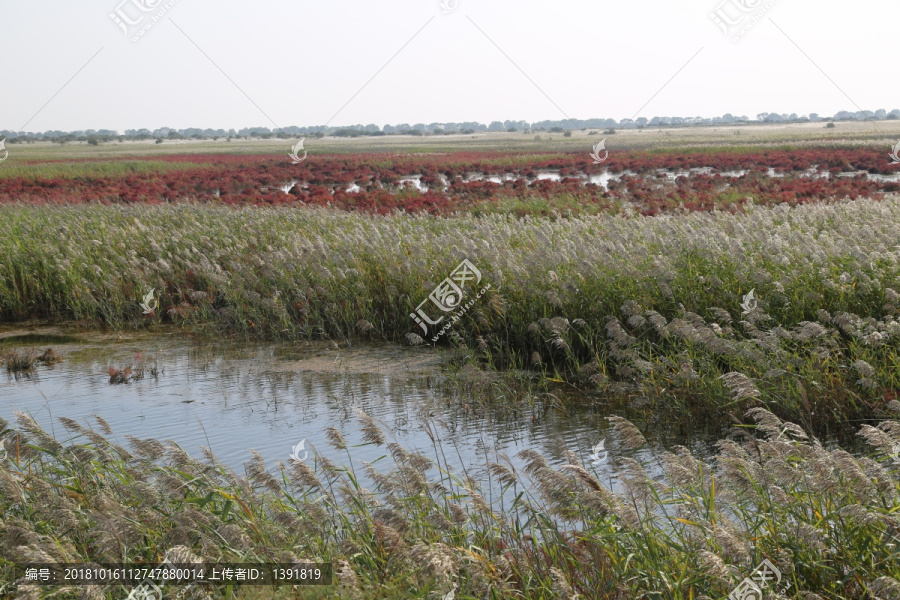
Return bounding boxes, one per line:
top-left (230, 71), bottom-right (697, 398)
top-left (2, 197), bottom-right (900, 428)
top-left (0, 407), bottom-right (898, 599)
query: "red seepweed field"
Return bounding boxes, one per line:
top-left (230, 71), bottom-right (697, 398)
top-left (2, 146), bottom-right (899, 214)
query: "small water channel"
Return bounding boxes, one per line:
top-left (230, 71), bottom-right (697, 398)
top-left (0, 327), bottom-right (721, 502)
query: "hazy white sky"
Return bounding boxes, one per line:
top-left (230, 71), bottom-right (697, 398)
top-left (1, 0), bottom-right (895, 132)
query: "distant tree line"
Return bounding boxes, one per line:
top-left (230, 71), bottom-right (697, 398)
top-left (3, 108), bottom-right (899, 143)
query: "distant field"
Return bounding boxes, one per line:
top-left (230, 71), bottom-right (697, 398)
top-left (0, 159), bottom-right (210, 179)
top-left (3, 120), bottom-right (900, 161)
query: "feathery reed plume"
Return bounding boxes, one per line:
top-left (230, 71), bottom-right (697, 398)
top-left (559, 464), bottom-right (602, 492)
top-left (164, 545), bottom-right (204, 564)
top-left (356, 409), bottom-right (385, 446)
top-left (488, 462), bottom-right (518, 488)
top-left (94, 415), bottom-right (114, 435)
top-left (448, 502), bottom-right (468, 525)
top-left (406, 543), bottom-right (459, 588)
top-left (245, 449), bottom-right (282, 493)
top-left (325, 427), bottom-right (348, 451)
top-left (14, 411), bottom-right (63, 454)
top-left (288, 458), bottom-right (322, 490)
top-left (125, 435), bottom-right (167, 461)
top-left (335, 559), bottom-right (361, 598)
top-left (745, 407), bottom-right (784, 440)
top-left (720, 372), bottom-right (761, 401)
top-left (57, 417), bottom-right (86, 435)
top-left (516, 449), bottom-right (549, 477)
top-left (606, 416), bottom-right (646, 451)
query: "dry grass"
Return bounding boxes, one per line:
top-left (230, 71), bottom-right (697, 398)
top-left (0, 407), bottom-right (898, 598)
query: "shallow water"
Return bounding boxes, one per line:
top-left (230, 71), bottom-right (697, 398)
top-left (0, 327), bottom-right (721, 499)
top-left (271, 168), bottom-right (899, 196)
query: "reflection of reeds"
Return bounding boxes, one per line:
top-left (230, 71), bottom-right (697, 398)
top-left (2, 348), bottom-right (63, 375)
top-left (1, 409), bottom-right (898, 597)
top-left (108, 352), bottom-right (158, 384)
top-left (3, 349), bottom-right (37, 373)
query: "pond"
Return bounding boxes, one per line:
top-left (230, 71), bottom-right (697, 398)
top-left (0, 327), bottom-right (722, 501)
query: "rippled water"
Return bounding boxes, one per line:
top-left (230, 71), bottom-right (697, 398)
top-left (0, 327), bottom-right (719, 499)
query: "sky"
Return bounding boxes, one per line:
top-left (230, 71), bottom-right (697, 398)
top-left (0, 0), bottom-right (895, 132)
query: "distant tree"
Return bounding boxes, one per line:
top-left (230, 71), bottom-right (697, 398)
top-left (563, 130), bottom-right (572, 137)
top-left (826, 122), bottom-right (836, 128)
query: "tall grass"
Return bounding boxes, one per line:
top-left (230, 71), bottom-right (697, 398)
top-left (2, 197), bottom-right (900, 428)
top-left (1, 407), bottom-right (898, 598)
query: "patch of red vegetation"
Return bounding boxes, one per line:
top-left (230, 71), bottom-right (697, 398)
top-left (1, 148), bottom-right (897, 214)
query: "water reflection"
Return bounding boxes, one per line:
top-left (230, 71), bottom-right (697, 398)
top-left (270, 168), bottom-right (899, 197)
top-left (0, 329), bottom-right (719, 501)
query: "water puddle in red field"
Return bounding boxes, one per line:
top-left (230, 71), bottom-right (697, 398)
top-left (268, 168), bottom-right (900, 196)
